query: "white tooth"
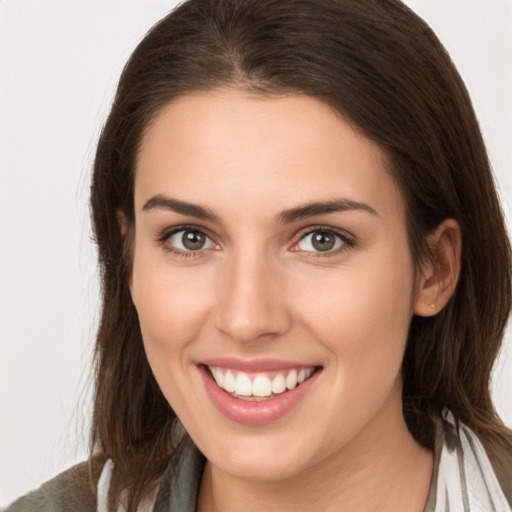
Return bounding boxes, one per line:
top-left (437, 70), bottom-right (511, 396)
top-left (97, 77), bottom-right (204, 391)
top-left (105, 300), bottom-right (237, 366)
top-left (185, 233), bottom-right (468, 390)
top-left (253, 375), bottom-right (272, 397)
top-left (271, 374), bottom-right (286, 394)
top-left (235, 373), bottom-right (252, 396)
top-left (224, 371), bottom-right (235, 392)
top-left (285, 369), bottom-right (298, 390)
top-left (305, 368), bottom-right (313, 379)
top-left (209, 367), bottom-right (219, 385)
top-left (214, 368), bottom-right (224, 387)
top-left (210, 367), bottom-right (220, 386)
top-left (297, 369), bottom-right (306, 384)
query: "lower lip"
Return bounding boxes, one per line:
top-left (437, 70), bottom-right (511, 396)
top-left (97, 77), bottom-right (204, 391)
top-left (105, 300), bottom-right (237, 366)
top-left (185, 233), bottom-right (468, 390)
top-left (198, 365), bottom-right (321, 425)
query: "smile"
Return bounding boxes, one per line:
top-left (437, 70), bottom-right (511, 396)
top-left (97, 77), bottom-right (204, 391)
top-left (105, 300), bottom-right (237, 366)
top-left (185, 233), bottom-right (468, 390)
top-left (207, 366), bottom-right (316, 401)
top-left (198, 360), bottom-right (322, 425)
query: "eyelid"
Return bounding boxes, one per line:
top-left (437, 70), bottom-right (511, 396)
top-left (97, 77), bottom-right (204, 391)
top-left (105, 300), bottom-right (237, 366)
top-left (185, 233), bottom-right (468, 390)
top-left (290, 225), bottom-right (356, 255)
top-left (156, 224), bottom-right (219, 257)
top-left (155, 223), bottom-right (355, 258)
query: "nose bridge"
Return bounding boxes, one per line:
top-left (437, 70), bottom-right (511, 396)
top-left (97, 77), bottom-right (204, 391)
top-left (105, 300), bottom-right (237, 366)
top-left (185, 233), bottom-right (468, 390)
top-left (214, 246), bottom-right (289, 343)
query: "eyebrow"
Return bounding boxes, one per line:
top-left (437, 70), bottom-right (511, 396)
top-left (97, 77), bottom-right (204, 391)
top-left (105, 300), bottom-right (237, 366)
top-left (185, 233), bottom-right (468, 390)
top-left (275, 198), bottom-right (378, 224)
top-left (142, 195), bottom-right (377, 223)
top-left (142, 195), bottom-right (219, 222)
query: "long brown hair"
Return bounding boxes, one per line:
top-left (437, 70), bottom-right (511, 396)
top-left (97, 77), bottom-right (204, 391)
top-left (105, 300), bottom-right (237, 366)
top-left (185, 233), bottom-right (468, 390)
top-left (89, 0), bottom-right (512, 509)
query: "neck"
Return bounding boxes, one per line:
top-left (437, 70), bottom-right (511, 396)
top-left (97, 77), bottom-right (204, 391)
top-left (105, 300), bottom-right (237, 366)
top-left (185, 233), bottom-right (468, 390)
top-left (197, 400), bottom-right (433, 512)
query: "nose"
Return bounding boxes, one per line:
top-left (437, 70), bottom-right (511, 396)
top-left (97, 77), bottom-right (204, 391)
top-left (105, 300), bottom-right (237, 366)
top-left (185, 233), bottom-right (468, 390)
top-left (213, 251), bottom-right (291, 344)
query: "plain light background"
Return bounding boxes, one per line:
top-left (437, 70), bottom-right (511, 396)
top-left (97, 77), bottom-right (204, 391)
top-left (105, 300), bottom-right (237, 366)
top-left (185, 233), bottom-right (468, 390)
top-left (1, 0), bottom-right (511, 506)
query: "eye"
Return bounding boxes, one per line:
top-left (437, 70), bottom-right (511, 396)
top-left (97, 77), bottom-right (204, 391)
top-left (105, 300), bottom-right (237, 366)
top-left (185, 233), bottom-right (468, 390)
top-left (166, 228), bottom-right (217, 252)
top-left (294, 228), bottom-right (349, 253)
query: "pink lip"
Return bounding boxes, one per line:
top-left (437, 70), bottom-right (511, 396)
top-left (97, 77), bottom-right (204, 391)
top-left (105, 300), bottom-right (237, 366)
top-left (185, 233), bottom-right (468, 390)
top-left (200, 356), bottom-right (316, 372)
top-left (198, 364), bottom-right (321, 425)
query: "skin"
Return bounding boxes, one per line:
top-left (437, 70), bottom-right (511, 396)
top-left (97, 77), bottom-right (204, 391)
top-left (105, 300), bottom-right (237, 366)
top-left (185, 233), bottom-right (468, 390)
top-left (129, 89), bottom-right (460, 511)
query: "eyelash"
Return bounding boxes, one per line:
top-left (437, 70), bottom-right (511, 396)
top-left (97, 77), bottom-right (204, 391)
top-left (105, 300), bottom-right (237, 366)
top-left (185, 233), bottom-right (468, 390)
top-left (157, 225), bottom-right (217, 258)
top-left (156, 225), bottom-right (355, 259)
top-left (293, 226), bottom-right (355, 258)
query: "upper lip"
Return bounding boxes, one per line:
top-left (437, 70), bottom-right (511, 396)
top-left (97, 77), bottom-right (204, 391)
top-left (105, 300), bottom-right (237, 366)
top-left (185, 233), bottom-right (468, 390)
top-left (200, 357), bottom-right (319, 372)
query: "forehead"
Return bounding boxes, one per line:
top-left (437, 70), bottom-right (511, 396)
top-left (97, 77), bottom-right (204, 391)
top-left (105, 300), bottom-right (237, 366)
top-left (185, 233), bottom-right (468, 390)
top-left (135, 89), bottom-right (404, 221)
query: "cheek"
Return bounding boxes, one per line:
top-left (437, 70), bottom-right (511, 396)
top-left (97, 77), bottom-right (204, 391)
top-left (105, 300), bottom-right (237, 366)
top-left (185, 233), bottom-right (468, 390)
top-left (292, 245), bottom-right (416, 382)
top-left (130, 252), bottom-right (217, 412)
top-left (130, 249), bottom-right (213, 356)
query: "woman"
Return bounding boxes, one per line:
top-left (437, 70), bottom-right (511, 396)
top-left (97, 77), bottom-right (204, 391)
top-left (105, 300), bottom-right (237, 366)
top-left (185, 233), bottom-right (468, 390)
top-left (6, 0), bottom-right (512, 510)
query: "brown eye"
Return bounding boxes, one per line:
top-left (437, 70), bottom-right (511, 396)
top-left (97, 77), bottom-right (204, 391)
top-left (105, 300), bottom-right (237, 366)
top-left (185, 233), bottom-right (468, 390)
top-left (296, 229), bottom-right (346, 253)
top-left (182, 230), bottom-right (206, 250)
top-left (167, 228), bottom-right (216, 252)
top-left (311, 231), bottom-right (336, 251)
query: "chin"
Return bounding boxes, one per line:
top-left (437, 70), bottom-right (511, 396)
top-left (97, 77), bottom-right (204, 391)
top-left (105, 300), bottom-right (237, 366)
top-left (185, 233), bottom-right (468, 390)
top-left (214, 451), bottom-right (309, 481)
top-left (197, 427), bottom-right (324, 482)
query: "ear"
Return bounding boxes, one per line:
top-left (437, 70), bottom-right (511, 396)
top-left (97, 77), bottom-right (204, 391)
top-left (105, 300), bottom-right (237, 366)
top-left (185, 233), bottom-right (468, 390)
top-left (116, 209), bottom-right (128, 236)
top-left (116, 209), bottom-right (134, 295)
top-left (414, 218), bottom-right (461, 317)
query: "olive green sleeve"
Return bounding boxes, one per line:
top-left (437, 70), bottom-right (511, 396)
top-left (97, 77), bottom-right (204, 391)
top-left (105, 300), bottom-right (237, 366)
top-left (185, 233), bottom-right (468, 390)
top-left (3, 462), bottom-right (98, 512)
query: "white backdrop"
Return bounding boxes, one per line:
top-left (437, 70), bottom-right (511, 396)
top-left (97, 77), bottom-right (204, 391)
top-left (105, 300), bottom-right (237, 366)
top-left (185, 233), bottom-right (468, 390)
top-left (1, 0), bottom-right (511, 506)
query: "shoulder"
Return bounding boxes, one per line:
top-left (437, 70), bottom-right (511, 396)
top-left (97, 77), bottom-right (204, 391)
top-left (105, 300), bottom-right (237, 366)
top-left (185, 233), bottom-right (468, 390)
top-left (429, 410), bottom-right (512, 510)
top-left (3, 459), bottom-right (103, 512)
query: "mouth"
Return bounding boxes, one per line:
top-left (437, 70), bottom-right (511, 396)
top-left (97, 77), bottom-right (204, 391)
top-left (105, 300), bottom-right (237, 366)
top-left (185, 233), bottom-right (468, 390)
top-left (205, 365), bottom-right (320, 401)
top-left (198, 358), bottom-right (323, 424)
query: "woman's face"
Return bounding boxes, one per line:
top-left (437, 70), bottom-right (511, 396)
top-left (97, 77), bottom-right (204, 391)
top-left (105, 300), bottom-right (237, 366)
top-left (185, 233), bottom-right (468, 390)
top-left (131, 89), bottom-right (421, 481)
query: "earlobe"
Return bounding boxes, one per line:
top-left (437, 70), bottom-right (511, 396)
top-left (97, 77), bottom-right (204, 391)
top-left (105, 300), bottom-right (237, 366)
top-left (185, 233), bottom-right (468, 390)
top-left (414, 218), bottom-right (461, 317)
